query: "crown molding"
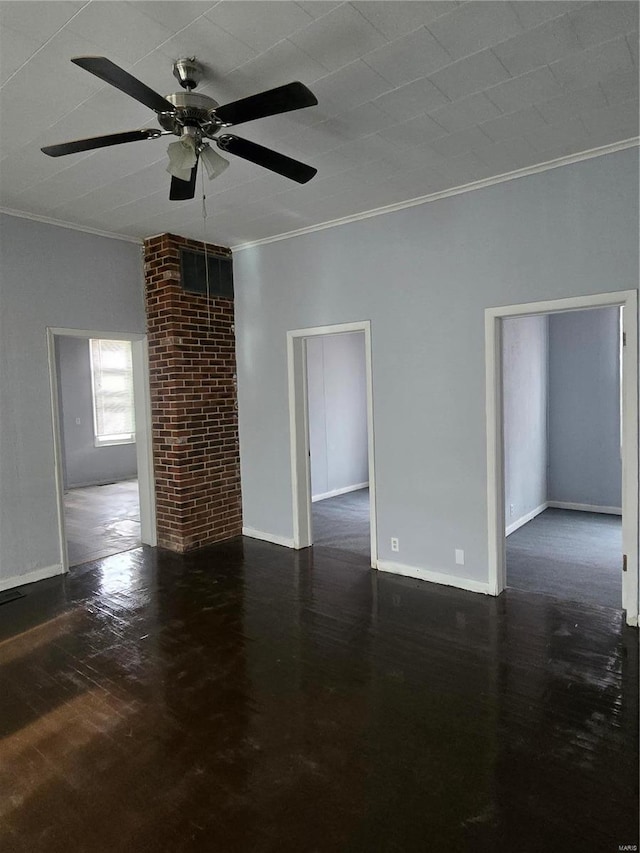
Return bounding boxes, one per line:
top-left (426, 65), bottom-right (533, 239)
top-left (0, 207), bottom-right (143, 244)
top-left (230, 137), bottom-right (640, 252)
top-left (2, 138), bottom-right (637, 252)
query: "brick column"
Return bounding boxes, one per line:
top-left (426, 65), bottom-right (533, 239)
top-left (144, 233), bottom-right (242, 552)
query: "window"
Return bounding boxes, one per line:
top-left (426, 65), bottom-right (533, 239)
top-left (89, 339), bottom-right (135, 446)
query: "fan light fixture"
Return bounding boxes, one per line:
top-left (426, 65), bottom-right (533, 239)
top-left (166, 128), bottom-right (198, 180)
top-left (166, 142), bottom-right (196, 180)
top-left (200, 143), bottom-right (229, 180)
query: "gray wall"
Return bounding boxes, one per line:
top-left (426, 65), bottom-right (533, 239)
top-left (0, 214), bottom-right (145, 586)
top-left (55, 335), bottom-right (137, 489)
top-left (548, 307), bottom-right (622, 508)
top-left (235, 149), bottom-right (638, 584)
top-left (306, 331), bottom-right (368, 500)
top-left (502, 315), bottom-right (548, 528)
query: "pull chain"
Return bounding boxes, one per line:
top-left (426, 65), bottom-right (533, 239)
top-left (200, 164), bottom-right (211, 331)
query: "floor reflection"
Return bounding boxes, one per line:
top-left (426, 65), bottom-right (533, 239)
top-left (0, 540), bottom-right (636, 852)
top-left (487, 592), bottom-right (638, 852)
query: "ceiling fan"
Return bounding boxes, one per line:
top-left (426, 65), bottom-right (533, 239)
top-left (41, 56), bottom-right (318, 200)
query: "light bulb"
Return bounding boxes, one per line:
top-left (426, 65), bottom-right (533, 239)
top-left (200, 144), bottom-right (229, 180)
top-left (166, 140), bottom-right (197, 179)
top-left (179, 134), bottom-right (197, 154)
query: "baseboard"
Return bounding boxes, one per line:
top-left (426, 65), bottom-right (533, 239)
top-left (547, 501), bottom-right (622, 515)
top-left (312, 482), bottom-right (369, 503)
top-left (506, 502), bottom-right (549, 536)
top-left (377, 559), bottom-right (491, 595)
top-left (0, 563), bottom-right (65, 593)
top-left (242, 527), bottom-right (295, 549)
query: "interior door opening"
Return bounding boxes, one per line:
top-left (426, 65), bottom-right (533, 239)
top-left (48, 328), bottom-right (157, 574)
top-left (501, 307), bottom-right (623, 611)
top-left (306, 331), bottom-right (370, 564)
top-left (486, 290), bottom-right (638, 627)
top-left (288, 321), bottom-right (377, 568)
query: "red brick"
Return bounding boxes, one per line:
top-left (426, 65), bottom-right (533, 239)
top-left (144, 233), bottom-right (241, 553)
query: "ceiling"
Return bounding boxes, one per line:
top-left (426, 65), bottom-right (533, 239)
top-left (0, 1), bottom-right (638, 248)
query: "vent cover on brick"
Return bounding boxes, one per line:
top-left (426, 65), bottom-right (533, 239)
top-left (180, 248), bottom-right (233, 299)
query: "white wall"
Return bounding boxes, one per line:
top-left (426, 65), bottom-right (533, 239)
top-left (0, 215), bottom-right (145, 588)
top-left (55, 335), bottom-right (138, 489)
top-left (502, 315), bottom-right (548, 531)
top-left (548, 307), bottom-right (622, 509)
top-left (235, 149), bottom-right (639, 586)
top-left (306, 331), bottom-right (368, 501)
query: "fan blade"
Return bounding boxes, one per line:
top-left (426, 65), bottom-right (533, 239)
top-left (41, 129), bottom-right (160, 157)
top-left (71, 56), bottom-right (175, 113)
top-left (169, 166), bottom-right (197, 200)
top-left (216, 135), bottom-right (316, 184)
top-left (214, 81), bottom-right (317, 127)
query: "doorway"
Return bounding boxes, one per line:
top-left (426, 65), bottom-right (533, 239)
top-left (502, 308), bottom-right (623, 609)
top-left (307, 331), bottom-right (370, 562)
top-left (486, 291), bottom-right (638, 626)
top-left (287, 321), bottom-right (377, 567)
top-left (47, 328), bottom-right (157, 572)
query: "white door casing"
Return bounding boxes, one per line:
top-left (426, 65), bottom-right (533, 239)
top-left (47, 327), bottom-right (157, 573)
top-left (485, 290), bottom-right (638, 626)
top-left (287, 321), bottom-right (377, 568)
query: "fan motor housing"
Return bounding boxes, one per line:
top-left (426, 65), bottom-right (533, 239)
top-left (158, 91), bottom-right (221, 136)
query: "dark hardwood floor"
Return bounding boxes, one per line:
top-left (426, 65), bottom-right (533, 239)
top-left (0, 538), bottom-right (637, 853)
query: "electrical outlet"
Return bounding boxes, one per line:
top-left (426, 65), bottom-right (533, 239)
top-left (509, 504), bottom-right (515, 518)
top-left (391, 537), bottom-right (399, 552)
top-left (455, 549), bottom-right (465, 565)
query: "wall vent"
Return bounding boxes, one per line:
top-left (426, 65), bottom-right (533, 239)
top-left (179, 248), bottom-right (233, 299)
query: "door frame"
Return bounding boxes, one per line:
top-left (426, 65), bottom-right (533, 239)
top-left (287, 320), bottom-right (377, 568)
top-left (47, 327), bottom-right (157, 573)
top-left (485, 290), bottom-right (638, 626)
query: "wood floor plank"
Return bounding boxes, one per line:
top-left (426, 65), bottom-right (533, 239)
top-left (0, 538), bottom-right (636, 852)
